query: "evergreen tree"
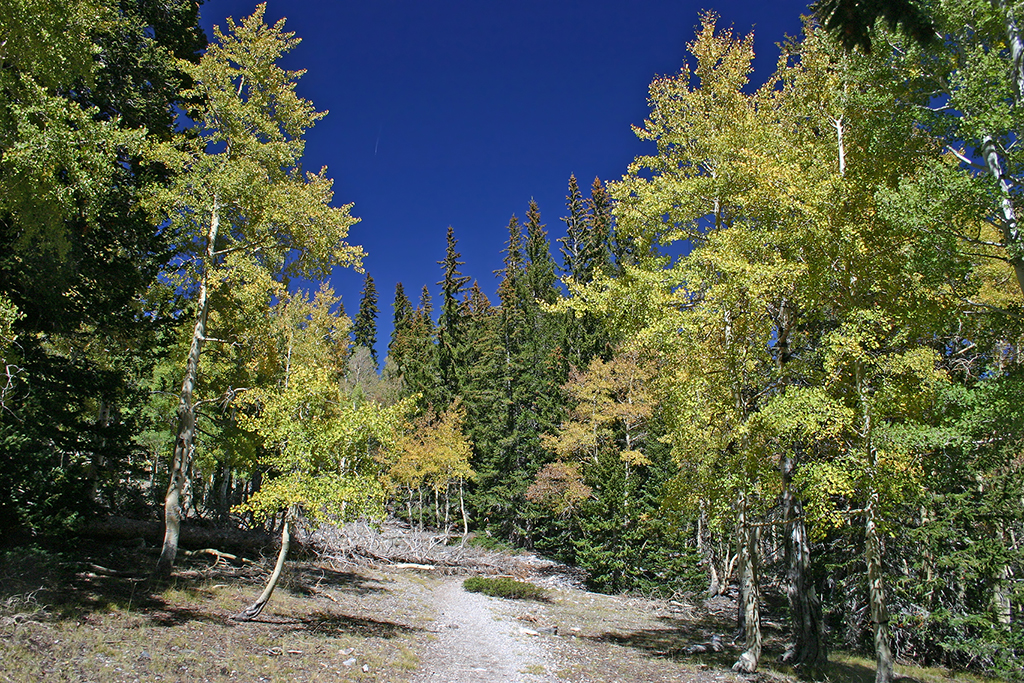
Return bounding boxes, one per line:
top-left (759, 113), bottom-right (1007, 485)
top-left (436, 226), bottom-right (471, 407)
top-left (558, 176), bottom-right (614, 371)
top-left (0, 0), bottom-right (206, 536)
top-left (386, 281), bottom-right (414, 375)
top-left (352, 272), bottom-right (379, 367)
top-left (584, 177), bottom-right (613, 278)
top-left (394, 286), bottom-right (438, 409)
top-left (558, 175), bottom-right (588, 281)
top-left (469, 205), bottom-right (565, 546)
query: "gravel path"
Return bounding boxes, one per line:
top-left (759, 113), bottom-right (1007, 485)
top-left (412, 578), bottom-right (561, 683)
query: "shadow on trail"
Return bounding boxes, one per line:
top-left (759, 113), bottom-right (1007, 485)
top-left (290, 564), bottom-right (390, 597)
top-left (298, 610), bottom-right (423, 638)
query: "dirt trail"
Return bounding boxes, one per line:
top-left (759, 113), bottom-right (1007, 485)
top-left (412, 577), bottom-right (561, 683)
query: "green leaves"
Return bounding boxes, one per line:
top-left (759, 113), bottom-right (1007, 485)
top-left (235, 288), bottom-right (413, 524)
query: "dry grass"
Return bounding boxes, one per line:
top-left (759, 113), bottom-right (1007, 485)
top-left (0, 539), bottom-right (429, 682)
top-left (0, 526), bottom-right (1007, 683)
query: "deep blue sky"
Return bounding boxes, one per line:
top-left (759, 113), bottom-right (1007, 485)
top-left (198, 0), bottom-right (813, 364)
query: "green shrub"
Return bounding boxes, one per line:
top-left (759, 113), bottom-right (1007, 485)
top-left (463, 576), bottom-right (546, 601)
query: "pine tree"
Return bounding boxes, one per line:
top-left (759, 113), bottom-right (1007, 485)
top-left (558, 174), bottom-right (588, 281)
top-left (394, 285), bottom-right (438, 409)
top-left (558, 176), bottom-right (614, 371)
top-left (584, 177), bottom-right (613, 278)
top-left (386, 281), bottom-right (414, 375)
top-left (469, 204), bottom-right (566, 546)
top-left (352, 272), bottom-right (379, 367)
top-left (436, 226), bottom-right (471, 407)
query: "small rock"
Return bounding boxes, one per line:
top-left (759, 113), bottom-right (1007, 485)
top-left (138, 651), bottom-right (151, 661)
top-left (340, 648), bottom-right (354, 656)
top-left (361, 664), bottom-right (369, 673)
top-left (518, 627), bottom-right (540, 636)
top-left (343, 658), bottom-right (357, 667)
top-left (537, 626), bottom-right (557, 635)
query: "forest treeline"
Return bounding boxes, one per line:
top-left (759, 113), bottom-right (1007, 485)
top-left (1, 0), bottom-right (1022, 681)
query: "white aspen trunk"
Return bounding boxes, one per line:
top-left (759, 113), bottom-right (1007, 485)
top-left (232, 511), bottom-right (291, 621)
top-left (444, 483), bottom-right (451, 532)
top-left (460, 479), bottom-right (468, 536)
top-left (781, 455), bottom-right (827, 676)
top-left (980, 135), bottom-right (1024, 296)
top-left (733, 490), bottom-right (762, 673)
top-left (156, 198), bottom-right (219, 578)
top-left (834, 116), bottom-right (846, 176)
top-left (866, 487), bottom-right (894, 683)
top-left (859, 369), bottom-right (893, 683)
top-left (997, 0), bottom-right (1024, 104)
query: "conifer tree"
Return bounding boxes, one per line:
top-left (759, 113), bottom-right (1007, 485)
top-left (394, 286), bottom-right (438, 409)
top-left (470, 205), bottom-right (565, 546)
top-left (584, 177), bottom-right (613, 278)
top-left (436, 226), bottom-right (471, 407)
top-left (352, 272), bottom-right (379, 367)
top-left (558, 175), bottom-right (588, 281)
top-left (558, 176), bottom-right (614, 370)
top-left (386, 281), bottom-right (414, 375)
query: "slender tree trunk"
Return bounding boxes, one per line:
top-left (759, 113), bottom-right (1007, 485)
top-left (444, 484), bottom-right (451, 532)
top-left (232, 511), bottom-right (291, 621)
top-left (733, 491), bottom-right (762, 673)
top-left (859, 367), bottom-right (894, 683)
top-left (980, 135), bottom-right (1024, 296)
top-left (866, 486), bottom-right (893, 683)
top-left (156, 199), bottom-right (220, 578)
top-left (460, 479), bottom-right (468, 535)
top-left (782, 455), bottom-right (827, 678)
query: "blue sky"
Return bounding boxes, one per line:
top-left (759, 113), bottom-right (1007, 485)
top-left (198, 0), bottom-right (813, 364)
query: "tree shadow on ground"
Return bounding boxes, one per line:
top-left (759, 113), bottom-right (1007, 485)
top-left (583, 608), bottom-right (789, 672)
top-left (245, 610), bottom-right (422, 638)
top-left (289, 564), bottom-right (391, 597)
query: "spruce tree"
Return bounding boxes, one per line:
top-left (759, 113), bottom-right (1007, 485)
top-left (558, 176), bottom-right (615, 370)
top-left (436, 226), bottom-right (471, 407)
top-left (584, 177), bottom-right (613, 279)
top-left (352, 272), bottom-right (379, 367)
top-left (386, 282), bottom-right (413, 373)
top-left (558, 174), bottom-right (588, 281)
top-left (394, 285), bottom-right (438, 409)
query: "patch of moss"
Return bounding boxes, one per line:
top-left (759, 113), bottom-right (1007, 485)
top-left (462, 576), bottom-right (546, 601)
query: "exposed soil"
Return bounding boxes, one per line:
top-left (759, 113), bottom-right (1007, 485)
top-left (0, 522), bottom-right (897, 683)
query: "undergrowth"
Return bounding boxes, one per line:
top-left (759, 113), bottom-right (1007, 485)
top-left (462, 576), bottom-right (546, 601)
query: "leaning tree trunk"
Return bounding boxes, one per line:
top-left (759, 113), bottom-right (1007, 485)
top-left (781, 454), bottom-right (827, 678)
top-left (733, 490), bottom-right (762, 674)
top-left (155, 199), bottom-right (220, 579)
top-left (232, 511), bottom-right (291, 621)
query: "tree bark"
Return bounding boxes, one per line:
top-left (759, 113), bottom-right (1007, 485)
top-left (232, 511), bottom-right (291, 621)
top-left (155, 199), bottom-right (220, 578)
top-left (866, 486), bottom-right (894, 683)
top-left (781, 455), bottom-right (827, 678)
top-left (733, 491), bottom-right (762, 674)
top-left (980, 135), bottom-right (1024, 296)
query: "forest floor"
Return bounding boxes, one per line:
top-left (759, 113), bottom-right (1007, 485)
top-left (0, 520), bottom-right (992, 683)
